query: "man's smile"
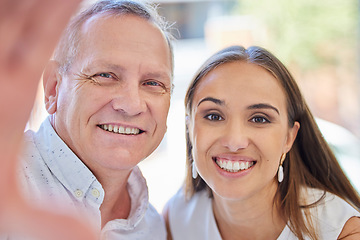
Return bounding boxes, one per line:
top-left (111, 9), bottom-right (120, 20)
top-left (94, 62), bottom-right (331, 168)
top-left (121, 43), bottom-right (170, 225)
top-left (98, 124), bottom-right (144, 135)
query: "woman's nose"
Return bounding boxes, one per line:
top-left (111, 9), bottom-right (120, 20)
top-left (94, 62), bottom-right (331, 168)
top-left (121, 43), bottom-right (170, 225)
top-left (220, 121), bottom-right (249, 152)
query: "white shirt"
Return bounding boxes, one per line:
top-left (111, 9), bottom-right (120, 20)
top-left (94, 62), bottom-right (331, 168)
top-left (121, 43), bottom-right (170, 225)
top-left (166, 187), bottom-right (360, 240)
top-left (5, 117), bottom-right (166, 240)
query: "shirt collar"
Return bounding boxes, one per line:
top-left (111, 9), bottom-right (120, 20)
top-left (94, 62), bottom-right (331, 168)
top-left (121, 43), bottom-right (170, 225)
top-left (35, 117), bottom-right (151, 229)
top-left (127, 166), bottom-right (149, 226)
top-left (34, 117), bottom-right (98, 200)
top-left (102, 166), bottom-right (150, 231)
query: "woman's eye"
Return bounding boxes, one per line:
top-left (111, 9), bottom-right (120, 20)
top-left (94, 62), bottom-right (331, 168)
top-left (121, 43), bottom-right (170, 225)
top-left (204, 114), bottom-right (223, 121)
top-left (251, 116), bottom-right (270, 124)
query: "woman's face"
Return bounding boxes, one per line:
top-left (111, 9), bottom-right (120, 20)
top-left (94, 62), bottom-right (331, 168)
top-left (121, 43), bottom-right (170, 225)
top-left (188, 61), bottom-right (299, 201)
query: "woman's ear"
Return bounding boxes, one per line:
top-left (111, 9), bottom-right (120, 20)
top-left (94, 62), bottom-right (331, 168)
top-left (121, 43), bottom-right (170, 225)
top-left (284, 121), bottom-right (300, 153)
top-left (43, 60), bottom-right (61, 115)
top-left (185, 115), bottom-right (190, 128)
top-left (185, 115), bottom-right (193, 139)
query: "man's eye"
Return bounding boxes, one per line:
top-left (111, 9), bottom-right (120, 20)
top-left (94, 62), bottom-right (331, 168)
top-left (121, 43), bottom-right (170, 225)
top-left (142, 80), bottom-right (170, 94)
top-left (97, 72), bottom-right (112, 78)
top-left (144, 81), bottom-right (161, 87)
top-left (251, 116), bottom-right (270, 123)
top-left (204, 114), bottom-right (223, 121)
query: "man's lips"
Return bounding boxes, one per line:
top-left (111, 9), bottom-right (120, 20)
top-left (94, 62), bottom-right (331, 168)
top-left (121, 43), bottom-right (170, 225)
top-left (97, 124), bottom-right (144, 135)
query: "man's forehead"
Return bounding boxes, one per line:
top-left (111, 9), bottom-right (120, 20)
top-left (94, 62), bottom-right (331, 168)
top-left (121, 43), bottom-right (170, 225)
top-left (76, 14), bottom-right (149, 59)
top-left (81, 12), bottom-right (150, 33)
top-left (81, 13), bottom-right (118, 33)
top-left (79, 13), bottom-right (164, 50)
top-left (71, 13), bottom-right (172, 80)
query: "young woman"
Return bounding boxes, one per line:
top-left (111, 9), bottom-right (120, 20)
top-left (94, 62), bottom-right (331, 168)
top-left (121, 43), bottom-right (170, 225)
top-left (164, 46), bottom-right (360, 240)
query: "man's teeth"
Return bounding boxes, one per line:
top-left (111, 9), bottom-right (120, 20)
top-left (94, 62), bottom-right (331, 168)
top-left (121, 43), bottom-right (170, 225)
top-left (216, 159), bottom-right (255, 172)
top-left (100, 124), bottom-right (140, 135)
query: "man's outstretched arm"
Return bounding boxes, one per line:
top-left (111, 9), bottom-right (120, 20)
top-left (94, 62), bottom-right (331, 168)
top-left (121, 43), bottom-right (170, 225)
top-left (0, 0), bottom-right (96, 239)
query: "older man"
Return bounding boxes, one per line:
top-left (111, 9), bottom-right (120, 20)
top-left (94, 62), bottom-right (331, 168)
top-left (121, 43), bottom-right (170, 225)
top-left (1, 0), bottom-right (174, 239)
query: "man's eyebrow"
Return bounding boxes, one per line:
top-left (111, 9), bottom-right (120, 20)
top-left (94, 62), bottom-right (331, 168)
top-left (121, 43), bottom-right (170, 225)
top-left (82, 61), bottom-right (171, 81)
top-left (82, 61), bottom-right (125, 73)
top-left (143, 72), bottom-right (171, 82)
top-left (248, 103), bottom-right (280, 115)
top-left (197, 97), bottom-right (224, 107)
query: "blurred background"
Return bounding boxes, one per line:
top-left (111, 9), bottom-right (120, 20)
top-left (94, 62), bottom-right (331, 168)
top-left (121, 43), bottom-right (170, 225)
top-left (27, 0), bottom-right (360, 212)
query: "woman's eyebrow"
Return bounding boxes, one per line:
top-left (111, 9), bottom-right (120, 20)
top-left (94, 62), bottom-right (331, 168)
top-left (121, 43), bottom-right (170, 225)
top-left (197, 97), bottom-right (224, 107)
top-left (247, 103), bottom-right (280, 115)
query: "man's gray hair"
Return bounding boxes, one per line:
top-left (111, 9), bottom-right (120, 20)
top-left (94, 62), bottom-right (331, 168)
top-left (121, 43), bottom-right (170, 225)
top-left (53, 0), bottom-right (174, 77)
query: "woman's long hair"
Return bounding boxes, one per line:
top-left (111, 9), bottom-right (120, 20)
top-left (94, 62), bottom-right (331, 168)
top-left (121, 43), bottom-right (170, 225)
top-left (184, 45), bottom-right (360, 240)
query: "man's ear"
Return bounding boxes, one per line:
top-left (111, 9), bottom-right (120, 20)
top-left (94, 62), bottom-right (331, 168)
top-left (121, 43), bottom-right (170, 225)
top-left (43, 60), bottom-right (61, 115)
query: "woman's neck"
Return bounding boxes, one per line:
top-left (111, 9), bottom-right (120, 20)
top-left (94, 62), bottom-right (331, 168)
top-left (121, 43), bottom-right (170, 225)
top-left (212, 183), bottom-right (286, 240)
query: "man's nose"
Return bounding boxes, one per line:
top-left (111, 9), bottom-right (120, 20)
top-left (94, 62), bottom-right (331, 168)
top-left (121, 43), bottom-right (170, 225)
top-left (220, 120), bottom-right (249, 152)
top-left (110, 83), bottom-right (147, 116)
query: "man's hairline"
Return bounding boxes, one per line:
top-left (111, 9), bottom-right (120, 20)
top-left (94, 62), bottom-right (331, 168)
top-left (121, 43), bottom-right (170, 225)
top-left (60, 12), bottom-right (174, 81)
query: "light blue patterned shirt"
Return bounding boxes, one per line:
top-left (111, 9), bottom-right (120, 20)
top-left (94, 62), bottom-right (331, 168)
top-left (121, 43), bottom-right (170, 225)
top-left (7, 117), bottom-right (166, 240)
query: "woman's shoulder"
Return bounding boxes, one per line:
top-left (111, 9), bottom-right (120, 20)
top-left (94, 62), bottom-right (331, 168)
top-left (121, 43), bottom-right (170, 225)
top-left (301, 187), bottom-right (360, 238)
top-left (164, 188), bottom-right (221, 240)
top-left (166, 187), bottom-right (211, 222)
top-left (303, 187), bottom-right (358, 213)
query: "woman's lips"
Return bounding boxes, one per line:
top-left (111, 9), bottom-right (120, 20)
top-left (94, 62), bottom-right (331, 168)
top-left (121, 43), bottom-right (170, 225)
top-left (212, 156), bottom-right (257, 173)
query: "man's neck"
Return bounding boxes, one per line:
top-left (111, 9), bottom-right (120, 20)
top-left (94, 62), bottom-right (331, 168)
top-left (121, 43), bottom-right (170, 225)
top-left (98, 169), bottom-right (132, 228)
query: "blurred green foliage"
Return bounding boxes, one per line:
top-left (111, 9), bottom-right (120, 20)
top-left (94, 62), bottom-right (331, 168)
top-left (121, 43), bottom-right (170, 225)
top-left (236, 0), bottom-right (358, 70)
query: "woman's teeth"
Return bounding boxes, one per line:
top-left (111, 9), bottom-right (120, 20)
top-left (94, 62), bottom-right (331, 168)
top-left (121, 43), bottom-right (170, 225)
top-left (99, 124), bottom-right (140, 135)
top-left (215, 159), bottom-right (255, 172)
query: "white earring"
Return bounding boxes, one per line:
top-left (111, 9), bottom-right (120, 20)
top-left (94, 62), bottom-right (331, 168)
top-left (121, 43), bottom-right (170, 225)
top-left (192, 162), bottom-right (198, 179)
top-left (278, 153), bottom-right (286, 183)
top-left (278, 165), bottom-right (284, 183)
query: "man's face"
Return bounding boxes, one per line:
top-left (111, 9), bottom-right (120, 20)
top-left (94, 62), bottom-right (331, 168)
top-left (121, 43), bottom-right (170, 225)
top-left (52, 14), bottom-right (172, 177)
